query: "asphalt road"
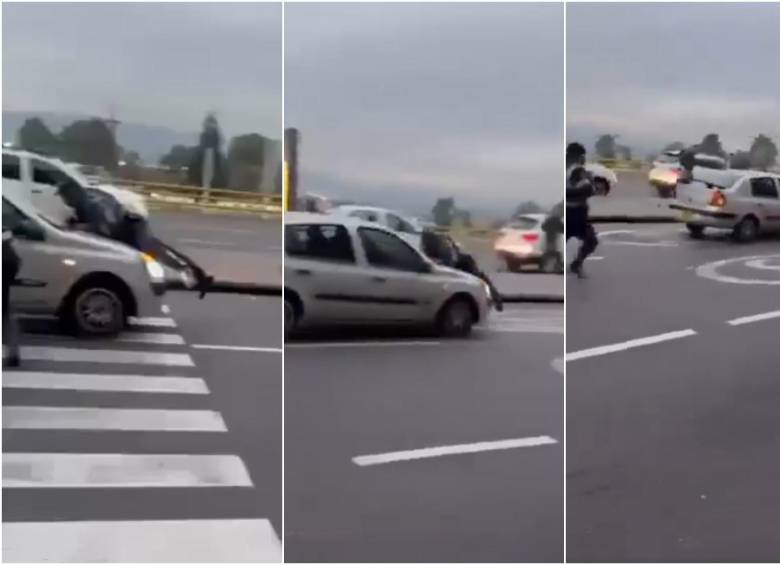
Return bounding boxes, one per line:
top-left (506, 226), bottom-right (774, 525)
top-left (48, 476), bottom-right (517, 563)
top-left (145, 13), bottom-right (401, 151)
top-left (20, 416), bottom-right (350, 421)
top-left (148, 211), bottom-right (282, 286)
top-left (284, 305), bottom-right (564, 562)
top-left (566, 225), bottom-right (780, 562)
top-left (2, 291), bottom-right (282, 562)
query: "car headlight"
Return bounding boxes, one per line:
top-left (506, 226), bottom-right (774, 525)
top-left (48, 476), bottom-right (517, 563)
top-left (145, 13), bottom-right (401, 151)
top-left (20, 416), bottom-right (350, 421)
top-left (141, 252), bottom-right (165, 281)
top-left (481, 280), bottom-right (492, 300)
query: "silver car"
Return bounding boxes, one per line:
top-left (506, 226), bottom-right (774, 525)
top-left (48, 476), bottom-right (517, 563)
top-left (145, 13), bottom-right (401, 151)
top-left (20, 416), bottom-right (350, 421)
top-left (3, 190), bottom-right (166, 336)
top-left (284, 212), bottom-right (491, 338)
top-left (672, 168), bottom-right (780, 242)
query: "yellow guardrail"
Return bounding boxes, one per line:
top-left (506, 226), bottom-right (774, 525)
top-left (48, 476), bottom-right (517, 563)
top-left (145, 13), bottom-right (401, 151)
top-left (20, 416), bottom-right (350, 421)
top-left (117, 179), bottom-right (283, 215)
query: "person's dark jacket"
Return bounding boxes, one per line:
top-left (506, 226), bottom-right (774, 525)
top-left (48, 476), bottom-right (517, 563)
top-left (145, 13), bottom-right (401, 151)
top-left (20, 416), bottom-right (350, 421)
top-left (3, 231), bottom-right (21, 287)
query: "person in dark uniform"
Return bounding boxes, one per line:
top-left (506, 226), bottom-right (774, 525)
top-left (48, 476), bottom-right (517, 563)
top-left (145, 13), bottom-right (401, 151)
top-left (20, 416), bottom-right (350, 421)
top-left (3, 228), bottom-right (21, 367)
top-left (566, 142), bottom-right (599, 278)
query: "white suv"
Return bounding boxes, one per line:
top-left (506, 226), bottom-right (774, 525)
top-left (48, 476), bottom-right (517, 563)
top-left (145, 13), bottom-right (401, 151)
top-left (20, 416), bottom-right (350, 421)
top-left (284, 212), bottom-right (491, 338)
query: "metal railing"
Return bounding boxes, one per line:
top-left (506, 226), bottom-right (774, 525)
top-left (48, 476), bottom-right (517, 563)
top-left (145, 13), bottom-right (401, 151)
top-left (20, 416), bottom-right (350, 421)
top-left (116, 179), bottom-right (283, 215)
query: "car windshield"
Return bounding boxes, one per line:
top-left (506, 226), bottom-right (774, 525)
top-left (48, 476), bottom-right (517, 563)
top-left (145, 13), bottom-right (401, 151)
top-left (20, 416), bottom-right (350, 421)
top-left (507, 216), bottom-right (539, 230)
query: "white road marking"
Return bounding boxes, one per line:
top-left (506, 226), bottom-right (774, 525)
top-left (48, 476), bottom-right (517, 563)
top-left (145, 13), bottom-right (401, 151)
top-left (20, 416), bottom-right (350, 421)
top-left (20, 346), bottom-right (195, 367)
top-left (178, 238), bottom-right (234, 246)
top-left (567, 329), bottom-right (697, 362)
top-left (2, 518), bottom-right (282, 562)
top-left (353, 436), bottom-right (558, 466)
top-left (161, 304), bottom-right (171, 314)
top-left (3, 406), bottom-right (227, 431)
top-left (602, 240), bottom-right (678, 248)
top-left (727, 310), bottom-right (780, 326)
top-left (3, 453), bottom-right (252, 488)
top-left (117, 332), bottom-right (186, 345)
top-left (551, 358), bottom-right (564, 375)
top-left (696, 254), bottom-right (780, 285)
top-left (2, 371), bottom-right (208, 394)
top-left (191, 344), bottom-right (283, 353)
top-left (128, 316), bottom-right (177, 328)
top-left (287, 340), bottom-right (442, 349)
top-left (597, 229), bottom-right (635, 236)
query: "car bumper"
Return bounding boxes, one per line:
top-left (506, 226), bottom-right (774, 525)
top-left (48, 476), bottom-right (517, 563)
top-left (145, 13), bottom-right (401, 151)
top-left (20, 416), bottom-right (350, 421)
top-left (496, 248), bottom-right (543, 262)
top-left (670, 203), bottom-right (737, 227)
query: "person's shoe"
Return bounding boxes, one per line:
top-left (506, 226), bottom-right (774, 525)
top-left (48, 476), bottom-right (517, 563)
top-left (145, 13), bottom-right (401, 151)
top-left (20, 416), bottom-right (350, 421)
top-left (570, 261), bottom-right (588, 279)
top-left (494, 298), bottom-right (504, 312)
top-left (3, 353), bottom-right (20, 368)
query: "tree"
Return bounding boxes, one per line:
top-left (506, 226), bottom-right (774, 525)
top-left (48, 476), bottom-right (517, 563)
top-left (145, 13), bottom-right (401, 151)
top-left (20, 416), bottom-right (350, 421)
top-left (595, 134), bottom-right (618, 159)
top-left (513, 201), bottom-right (543, 217)
top-left (58, 119), bottom-right (118, 170)
top-left (17, 118), bottom-right (59, 155)
top-left (730, 151), bottom-right (752, 170)
top-left (749, 134), bottom-right (778, 171)
top-left (431, 197), bottom-right (456, 227)
top-left (160, 145), bottom-right (196, 170)
top-left (696, 133), bottom-right (727, 159)
top-left (187, 113), bottom-right (227, 188)
top-left (227, 133), bottom-right (266, 191)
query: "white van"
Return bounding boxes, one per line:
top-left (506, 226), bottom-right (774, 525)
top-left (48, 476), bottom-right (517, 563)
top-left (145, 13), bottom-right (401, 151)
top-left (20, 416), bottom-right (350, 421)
top-left (3, 187), bottom-right (165, 336)
top-left (2, 149), bottom-right (147, 224)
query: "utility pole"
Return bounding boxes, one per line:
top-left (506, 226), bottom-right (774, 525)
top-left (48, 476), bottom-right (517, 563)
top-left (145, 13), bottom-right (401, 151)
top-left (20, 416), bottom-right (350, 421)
top-left (284, 128), bottom-right (299, 211)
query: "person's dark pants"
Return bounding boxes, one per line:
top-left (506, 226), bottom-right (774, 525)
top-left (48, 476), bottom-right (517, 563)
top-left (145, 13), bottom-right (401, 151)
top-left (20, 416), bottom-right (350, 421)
top-left (3, 275), bottom-right (20, 364)
top-left (566, 208), bottom-right (598, 267)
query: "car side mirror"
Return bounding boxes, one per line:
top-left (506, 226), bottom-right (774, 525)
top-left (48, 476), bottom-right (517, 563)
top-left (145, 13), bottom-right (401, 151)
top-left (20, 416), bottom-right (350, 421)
top-left (13, 219), bottom-right (45, 241)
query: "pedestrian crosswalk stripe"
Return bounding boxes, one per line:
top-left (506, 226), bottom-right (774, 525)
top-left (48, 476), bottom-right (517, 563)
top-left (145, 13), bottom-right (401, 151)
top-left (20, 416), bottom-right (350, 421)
top-left (2, 519), bottom-right (282, 563)
top-left (2, 371), bottom-right (209, 394)
top-left (117, 332), bottom-right (186, 345)
top-left (3, 453), bottom-right (252, 488)
top-left (19, 346), bottom-right (195, 367)
top-left (3, 406), bottom-right (228, 432)
top-left (128, 316), bottom-right (177, 328)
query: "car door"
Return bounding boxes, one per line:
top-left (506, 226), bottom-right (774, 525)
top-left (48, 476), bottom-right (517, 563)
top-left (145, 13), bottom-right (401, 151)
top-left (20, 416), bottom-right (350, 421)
top-left (3, 198), bottom-right (63, 314)
top-left (748, 177), bottom-right (780, 232)
top-left (285, 223), bottom-right (370, 323)
top-left (28, 157), bottom-right (76, 223)
top-left (355, 227), bottom-right (439, 322)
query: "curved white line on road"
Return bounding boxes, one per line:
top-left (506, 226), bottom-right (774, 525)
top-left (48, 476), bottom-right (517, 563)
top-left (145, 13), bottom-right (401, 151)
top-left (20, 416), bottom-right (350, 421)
top-left (191, 344), bottom-right (282, 353)
top-left (696, 254), bottom-right (780, 285)
top-left (567, 329), bottom-right (697, 362)
top-left (353, 436), bottom-right (558, 466)
top-left (744, 258), bottom-right (780, 271)
top-left (551, 358), bottom-right (564, 374)
top-left (727, 310), bottom-right (780, 326)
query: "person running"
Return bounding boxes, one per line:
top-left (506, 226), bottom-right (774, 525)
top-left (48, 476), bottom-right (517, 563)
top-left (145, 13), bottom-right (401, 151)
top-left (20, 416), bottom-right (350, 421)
top-left (566, 142), bottom-right (599, 278)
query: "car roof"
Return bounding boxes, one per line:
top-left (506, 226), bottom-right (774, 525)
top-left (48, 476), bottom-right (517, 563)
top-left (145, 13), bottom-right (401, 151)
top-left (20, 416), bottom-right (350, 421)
top-left (285, 211), bottom-right (395, 232)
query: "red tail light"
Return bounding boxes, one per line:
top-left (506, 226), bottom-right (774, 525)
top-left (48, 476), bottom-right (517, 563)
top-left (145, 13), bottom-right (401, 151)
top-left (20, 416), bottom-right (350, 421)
top-left (521, 233), bottom-right (539, 243)
top-left (709, 190), bottom-right (727, 208)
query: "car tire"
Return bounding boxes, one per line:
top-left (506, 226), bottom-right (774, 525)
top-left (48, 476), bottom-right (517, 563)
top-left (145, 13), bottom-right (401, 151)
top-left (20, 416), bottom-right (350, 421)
top-left (686, 224), bottom-right (705, 239)
top-left (68, 285), bottom-right (126, 337)
top-left (732, 216), bottom-right (759, 243)
top-left (284, 296), bottom-right (298, 339)
top-left (436, 297), bottom-right (474, 338)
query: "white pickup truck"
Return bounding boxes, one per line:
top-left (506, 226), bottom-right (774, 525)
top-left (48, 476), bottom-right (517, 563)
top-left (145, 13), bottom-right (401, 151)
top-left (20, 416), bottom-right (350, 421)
top-left (1, 149), bottom-right (147, 224)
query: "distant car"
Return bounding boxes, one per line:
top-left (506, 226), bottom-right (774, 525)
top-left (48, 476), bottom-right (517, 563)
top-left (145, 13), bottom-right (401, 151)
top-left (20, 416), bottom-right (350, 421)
top-left (284, 212), bottom-right (491, 338)
top-left (671, 168), bottom-right (780, 242)
top-left (327, 205), bottom-right (423, 247)
top-left (493, 213), bottom-right (564, 273)
top-left (3, 189), bottom-right (165, 336)
top-left (2, 149), bottom-right (148, 224)
top-left (649, 150), bottom-right (683, 198)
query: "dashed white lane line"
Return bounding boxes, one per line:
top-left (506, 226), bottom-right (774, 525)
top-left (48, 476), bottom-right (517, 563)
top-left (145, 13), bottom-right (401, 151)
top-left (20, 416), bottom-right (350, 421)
top-left (2, 519), bottom-right (282, 563)
top-left (3, 453), bottom-right (252, 488)
top-left (128, 316), bottom-right (177, 328)
top-left (3, 406), bottom-right (228, 432)
top-left (727, 310), bottom-right (780, 327)
top-left (2, 371), bottom-right (209, 394)
top-left (117, 332), bottom-right (186, 345)
top-left (161, 304), bottom-right (171, 314)
top-left (567, 329), bottom-right (697, 362)
top-left (353, 436), bottom-right (558, 466)
top-left (287, 341), bottom-right (442, 349)
top-left (20, 346), bottom-right (195, 367)
top-left (191, 344), bottom-right (282, 353)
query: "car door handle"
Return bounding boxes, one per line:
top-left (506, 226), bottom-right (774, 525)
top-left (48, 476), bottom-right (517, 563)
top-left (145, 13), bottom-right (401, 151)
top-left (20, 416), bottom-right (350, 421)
top-left (371, 276), bottom-right (387, 283)
top-left (31, 189), bottom-right (43, 194)
top-left (294, 268), bottom-right (312, 276)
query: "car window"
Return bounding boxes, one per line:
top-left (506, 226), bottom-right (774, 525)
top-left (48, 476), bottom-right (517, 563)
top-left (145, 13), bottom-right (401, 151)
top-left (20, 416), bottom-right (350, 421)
top-left (2, 198), bottom-right (29, 231)
top-left (350, 210), bottom-right (380, 223)
top-left (386, 213), bottom-right (416, 234)
top-left (285, 224), bottom-right (355, 263)
top-left (32, 158), bottom-right (72, 186)
top-left (750, 178), bottom-right (779, 199)
top-left (507, 216), bottom-right (539, 230)
top-left (359, 227), bottom-right (426, 272)
top-left (2, 154), bottom-right (21, 180)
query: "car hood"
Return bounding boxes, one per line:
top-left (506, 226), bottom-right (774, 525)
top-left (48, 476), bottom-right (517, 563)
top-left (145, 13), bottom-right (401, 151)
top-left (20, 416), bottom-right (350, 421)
top-left (431, 264), bottom-right (482, 285)
top-left (57, 227), bottom-right (140, 259)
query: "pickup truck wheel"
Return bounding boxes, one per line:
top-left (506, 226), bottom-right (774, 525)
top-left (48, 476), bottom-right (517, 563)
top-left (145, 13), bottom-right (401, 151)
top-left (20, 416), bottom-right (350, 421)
top-left (437, 297), bottom-right (474, 338)
top-left (732, 217), bottom-right (759, 243)
top-left (71, 286), bottom-right (125, 336)
top-left (686, 224), bottom-right (705, 239)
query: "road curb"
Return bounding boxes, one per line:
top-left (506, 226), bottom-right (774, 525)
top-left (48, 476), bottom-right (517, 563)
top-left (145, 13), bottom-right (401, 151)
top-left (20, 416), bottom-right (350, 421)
top-left (500, 293), bottom-right (564, 304)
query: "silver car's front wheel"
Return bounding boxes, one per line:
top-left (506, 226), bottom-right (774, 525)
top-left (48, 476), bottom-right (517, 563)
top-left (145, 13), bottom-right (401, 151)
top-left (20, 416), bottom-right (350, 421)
top-left (437, 298), bottom-right (474, 338)
top-left (73, 287), bottom-right (125, 336)
top-left (284, 297), bottom-right (297, 339)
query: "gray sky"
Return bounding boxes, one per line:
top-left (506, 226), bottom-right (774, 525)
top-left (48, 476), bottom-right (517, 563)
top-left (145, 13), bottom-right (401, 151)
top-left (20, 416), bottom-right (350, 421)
top-left (568, 3), bottom-right (780, 156)
top-left (2, 2), bottom-right (282, 139)
top-left (285, 3), bottom-right (564, 216)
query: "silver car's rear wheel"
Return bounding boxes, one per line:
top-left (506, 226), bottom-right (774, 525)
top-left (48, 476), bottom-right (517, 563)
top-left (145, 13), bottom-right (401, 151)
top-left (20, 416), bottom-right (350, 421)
top-left (437, 297), bottom-right (474, 338)
top-left (73, 287), bottom-right (125, 336)
top-left (732, 217), bottom-right (759, 243)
